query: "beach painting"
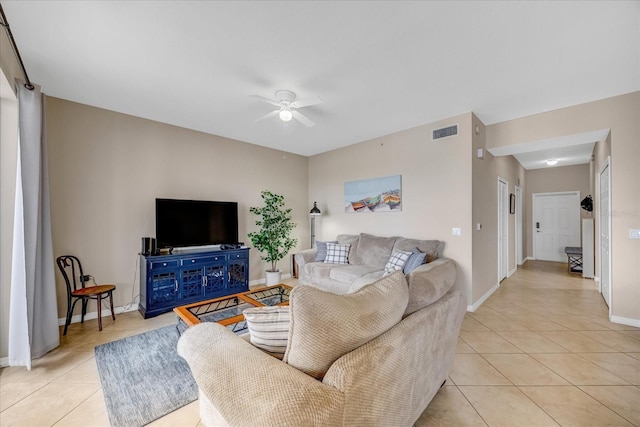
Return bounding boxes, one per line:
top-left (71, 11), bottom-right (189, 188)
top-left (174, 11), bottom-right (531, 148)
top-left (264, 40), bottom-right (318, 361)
top-left (344, 175), bottom-right (402, 213)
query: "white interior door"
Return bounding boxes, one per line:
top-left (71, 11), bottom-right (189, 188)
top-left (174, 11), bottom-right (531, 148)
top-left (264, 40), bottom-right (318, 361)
top-left (599, 160), bottom-right (611, 307)
top-left (498, 179), bottom-right (508, 281)
top-left (533, 192), bottom-right (580, 262)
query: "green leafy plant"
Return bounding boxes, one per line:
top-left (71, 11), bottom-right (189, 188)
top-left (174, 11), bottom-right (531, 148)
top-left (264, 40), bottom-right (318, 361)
top-left (248, 191), bottom-right (298, 272)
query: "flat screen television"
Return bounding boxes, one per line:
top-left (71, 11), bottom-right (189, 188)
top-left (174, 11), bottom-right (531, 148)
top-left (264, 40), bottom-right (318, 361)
top-left (156, 198), bottom-right (238, 248)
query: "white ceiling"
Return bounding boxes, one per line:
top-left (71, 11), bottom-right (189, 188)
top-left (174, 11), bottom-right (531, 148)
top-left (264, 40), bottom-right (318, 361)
top-left (2, 1), bottom-right (639, 157)
top-left (488, 129), bottom-right (610, 170)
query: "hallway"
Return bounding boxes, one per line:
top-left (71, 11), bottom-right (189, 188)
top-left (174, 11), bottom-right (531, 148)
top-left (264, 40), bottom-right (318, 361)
top-left (417, 260), bottom-right (640, 426)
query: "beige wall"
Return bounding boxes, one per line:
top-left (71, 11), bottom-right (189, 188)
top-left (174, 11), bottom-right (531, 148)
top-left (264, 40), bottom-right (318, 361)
top-left (472, 114), bottom-right (526, 304)
top-left (487, 92), bottom-right (640, 324)
top-left (46, 97), bottom-right (309, 320)
top-left (309, 113), bottom-right (474, 304)
top-left (525, 164), bottom-right (591, 257)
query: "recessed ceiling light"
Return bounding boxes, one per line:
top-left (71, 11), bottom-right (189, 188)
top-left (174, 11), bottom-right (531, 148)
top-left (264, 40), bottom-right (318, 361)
top-left (546, 159), bottom-right (558, 166)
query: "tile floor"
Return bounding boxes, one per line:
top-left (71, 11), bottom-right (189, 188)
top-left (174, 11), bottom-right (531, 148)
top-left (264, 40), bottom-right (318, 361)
top-left (1, 261), bottom-right (639, 426)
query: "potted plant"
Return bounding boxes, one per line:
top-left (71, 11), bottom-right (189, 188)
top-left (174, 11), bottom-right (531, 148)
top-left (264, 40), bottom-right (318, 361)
top-left (248, 191), bottom-right (298, 285)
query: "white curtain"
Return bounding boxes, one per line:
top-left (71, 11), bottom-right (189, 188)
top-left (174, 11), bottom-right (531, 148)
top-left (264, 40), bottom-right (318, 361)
top-left (8, 81), bottom-right (59, 369)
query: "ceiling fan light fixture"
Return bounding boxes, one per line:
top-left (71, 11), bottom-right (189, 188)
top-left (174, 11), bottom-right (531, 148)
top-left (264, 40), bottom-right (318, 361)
top-left (546, 159), bottom-right (558, 166)
top-left (279, 107), bottom-right (293, 122)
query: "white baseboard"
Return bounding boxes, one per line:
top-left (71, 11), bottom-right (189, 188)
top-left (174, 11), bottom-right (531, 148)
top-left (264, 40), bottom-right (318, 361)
top-left (508, 267), bottom-right (517, 278)
top-left (57, 303), bottom-right (139, 326)
top-left (610, 315), bottom-right (640, 328)
top-left (594, 276), bottom-right (600, 282)
top-left (0, 356), bottom-right (8, 368)
top-left (249, 273), bottom-right (292, 287)
top-left (467, 282), bottom-right (500, 312)
top-left (524, 256), bottom-right (535, 262)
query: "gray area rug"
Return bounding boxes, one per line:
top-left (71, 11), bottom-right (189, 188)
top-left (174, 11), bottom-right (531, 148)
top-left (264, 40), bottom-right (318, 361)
top-left (95, 325), bottom-right (197, 427)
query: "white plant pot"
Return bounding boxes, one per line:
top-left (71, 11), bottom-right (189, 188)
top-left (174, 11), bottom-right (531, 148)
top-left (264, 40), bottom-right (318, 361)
top-left (265, 270), bottom-right (282, 286)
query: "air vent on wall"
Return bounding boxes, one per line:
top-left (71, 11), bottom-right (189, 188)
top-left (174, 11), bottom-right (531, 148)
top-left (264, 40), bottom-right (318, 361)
top-left (432, 124), bottom-right (458, 140)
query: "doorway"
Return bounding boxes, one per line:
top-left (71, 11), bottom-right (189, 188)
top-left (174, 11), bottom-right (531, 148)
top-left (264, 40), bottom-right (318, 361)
top-left (533, 192), bottom-right (580, 262)
top-left (498, 178), bottom-right (508, 281)
top-left (599, 157), bottom-right (611, 308)
top-left (515, 185), bottom-right (523, 265)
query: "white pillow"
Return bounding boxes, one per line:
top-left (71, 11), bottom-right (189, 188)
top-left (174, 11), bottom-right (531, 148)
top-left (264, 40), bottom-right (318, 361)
top-left (243, 306), bottom-right (290, 359)
top-left (384, 250), bottom-right (412, 275)
top-left (324, 243), bottom-right (350, 264)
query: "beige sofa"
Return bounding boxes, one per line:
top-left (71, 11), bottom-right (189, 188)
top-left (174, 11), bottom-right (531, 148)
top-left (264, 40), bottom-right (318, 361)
top-left (296, 233), bottom-right (456, 296)
top-left (177, 269), bottom-right (466, 426)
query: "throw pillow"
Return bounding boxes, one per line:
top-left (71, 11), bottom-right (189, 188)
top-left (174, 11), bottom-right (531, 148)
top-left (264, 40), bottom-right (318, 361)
top-left (314, 240), bottom-right (338, 262)
top-left (403, 247), bottom-right (427, 274)
top-left (324, 242), bottom-right (350, 264)
top-left (283, 271), bottom-right (409, 379)
top-left (243, 306), bottom-right (290, 359)
top-left (383, 250), bottom-right (412, 275)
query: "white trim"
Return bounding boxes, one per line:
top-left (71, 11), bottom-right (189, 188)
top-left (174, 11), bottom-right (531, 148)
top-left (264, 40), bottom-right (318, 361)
top-left (594, 276), bottom-right (600, 283)
top-left (610, 315), bottom-right (640, 328)
top-left (515, 185), bottom-right (523, 265)
top-left (498, 177), bottom-right (509, 283)
top-left (598, 156), bottom-right (612, 316)
top-left (467, 282), bottom-right (500, 312)
top-left (524, 256), bottom-right (534, 263)
top-left (57, 303), bottom-right (138, 326)
top-left (0, 357), bottom-right (8, 368)
top-left (508, 267), bottom-right (517, 278)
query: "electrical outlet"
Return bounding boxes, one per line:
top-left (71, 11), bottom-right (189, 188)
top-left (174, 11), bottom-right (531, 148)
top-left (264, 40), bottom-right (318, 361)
top-left (629, 229), bottom-right (640, 239)
top-left (452, 228), bottom-right (462, 236)
top-left (81, 275), bottom-right (91, 282)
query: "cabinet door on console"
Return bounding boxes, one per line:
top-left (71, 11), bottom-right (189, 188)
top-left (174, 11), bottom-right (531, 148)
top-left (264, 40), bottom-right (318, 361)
top-left (148, 260), bottom-right (180, 308)
top-left (203, 255), bottom-right (226, 298)
top-left (180, 255), bottom-right (221, 302)
top-left (227, 250), bottom-right (249, 292)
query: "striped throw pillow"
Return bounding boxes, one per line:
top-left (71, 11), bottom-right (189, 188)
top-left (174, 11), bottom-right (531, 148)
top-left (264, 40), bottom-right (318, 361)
top-left (384, 250), bottom-right (412, 275)
top-left (243, 306), bottom-right (291, 359)
top-left (324, 243), bottom-right (350, 264)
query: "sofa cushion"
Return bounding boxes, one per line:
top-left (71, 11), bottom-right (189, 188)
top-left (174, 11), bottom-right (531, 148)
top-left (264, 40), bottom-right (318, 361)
top-left (403, 248), bottom-right (427, 274)
top-left (314, 240), bottom-right (337, 262)
top-left (393, 238), bottom-right (442, 262)
top-left (354, 233), bottom-right (397, 268)
top-left (383, 250), bottom-right (412, 275)
top-left (329, 264), bottom-right (383, 284)
top-left (337, 234), bottom-right (360, 264)
top-left (243, 306), bottom-right (290, 359)
top-left (324, 243), bottom-right (350, 264)
top-left (283, 271), bottom-right (409, 379)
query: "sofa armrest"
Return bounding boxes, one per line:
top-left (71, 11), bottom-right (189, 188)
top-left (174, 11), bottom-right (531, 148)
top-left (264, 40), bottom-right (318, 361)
top-left (405, 257), bottom-right (457, 315)
top-left (295, 249), bottom-right (317, 269)
top-left (177, 322), bottom-right (344, 426)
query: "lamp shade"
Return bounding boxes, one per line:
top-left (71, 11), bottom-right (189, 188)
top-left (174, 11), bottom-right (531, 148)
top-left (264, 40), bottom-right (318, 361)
top-left (309, 201), bottom-right (321, 216)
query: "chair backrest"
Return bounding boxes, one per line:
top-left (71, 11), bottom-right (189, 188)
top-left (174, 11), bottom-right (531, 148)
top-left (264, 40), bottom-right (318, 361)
top-left (56, 255), bottom-right (86, 294)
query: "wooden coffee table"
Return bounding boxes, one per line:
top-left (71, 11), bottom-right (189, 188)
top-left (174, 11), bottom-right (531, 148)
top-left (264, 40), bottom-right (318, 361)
top-left (173, 284), bottom-right (291, 334)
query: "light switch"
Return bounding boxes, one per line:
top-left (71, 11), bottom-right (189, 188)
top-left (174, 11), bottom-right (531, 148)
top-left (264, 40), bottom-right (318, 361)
top-left (629, 229), bottom-right (640, 239)
top-left (476, 223), bottom-right (482, 231)
top-left (452, 228), bottom-right (462, 236)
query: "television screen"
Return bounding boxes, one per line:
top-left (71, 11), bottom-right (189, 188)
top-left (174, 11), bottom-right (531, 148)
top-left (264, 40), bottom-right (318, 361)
top-left (156, 198), bottom-right (238, 248)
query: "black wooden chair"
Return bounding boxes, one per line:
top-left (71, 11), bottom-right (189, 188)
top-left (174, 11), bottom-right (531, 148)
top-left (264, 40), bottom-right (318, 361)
top-left (56, 255), bottom-right (116, 335)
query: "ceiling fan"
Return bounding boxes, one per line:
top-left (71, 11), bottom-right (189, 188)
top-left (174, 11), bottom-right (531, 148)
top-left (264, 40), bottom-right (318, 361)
top-left (251, 90), bottom-right (320, 127)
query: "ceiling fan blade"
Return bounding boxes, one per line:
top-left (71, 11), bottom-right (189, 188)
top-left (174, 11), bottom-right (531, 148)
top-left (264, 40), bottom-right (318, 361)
top-left (255, 110), bottom-right (279, 122)
top-left (293, 110), bottom-right (315, 127)
top-left (291, 96), bottom-right (322, 109)
top-left (249, 94), bottom-right (280, 107)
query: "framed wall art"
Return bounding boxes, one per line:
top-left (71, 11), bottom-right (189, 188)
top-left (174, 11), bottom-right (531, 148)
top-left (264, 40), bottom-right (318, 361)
top-left (344, 175), bottom-right (402, 213)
